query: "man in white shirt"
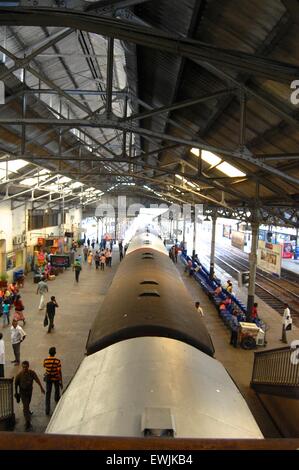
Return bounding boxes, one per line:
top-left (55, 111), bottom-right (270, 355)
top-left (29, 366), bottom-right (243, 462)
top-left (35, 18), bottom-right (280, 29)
top-left (36, 277), bottom-right (48, 310)
top-left (281, 303), bottom-right (292, 344)
top-left (195, 301), bottom-right (204, 317)
top-left (10, 319), bottom-right (26, 365)
top-left (0, 332), bottom-right (5, 377)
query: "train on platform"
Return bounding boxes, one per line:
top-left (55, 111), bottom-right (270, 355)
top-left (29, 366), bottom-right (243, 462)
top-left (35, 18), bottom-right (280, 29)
top-left (46, 230), bottom-right (263, 439)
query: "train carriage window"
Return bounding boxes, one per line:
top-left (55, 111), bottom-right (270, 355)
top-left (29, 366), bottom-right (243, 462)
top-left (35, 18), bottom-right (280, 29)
top-left (140, 280), bottom-right (159, 285)
top-left (139, 291), bottom-right (160, 297)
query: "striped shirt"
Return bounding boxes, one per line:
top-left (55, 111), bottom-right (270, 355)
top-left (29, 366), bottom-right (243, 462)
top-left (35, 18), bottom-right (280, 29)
top-left (43, 356), bottom-right (62, 381)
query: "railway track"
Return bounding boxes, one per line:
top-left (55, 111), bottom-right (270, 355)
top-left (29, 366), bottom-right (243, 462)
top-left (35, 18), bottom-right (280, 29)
top-left (214, 253), bottom-right (299, 327)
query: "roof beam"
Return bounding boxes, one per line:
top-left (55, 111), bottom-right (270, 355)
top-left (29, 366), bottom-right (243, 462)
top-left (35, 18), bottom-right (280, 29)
top-left (0, 8), bottom-right (298, 82)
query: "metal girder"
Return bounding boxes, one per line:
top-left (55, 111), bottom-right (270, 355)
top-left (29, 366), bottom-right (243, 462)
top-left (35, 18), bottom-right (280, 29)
top-left (121, 89), bottom-right (236, 123)
top-left (0, 9), bottom-right (299, 82)
top-left (106, 37), bottom-right (114, 116)
top-left (0, 28), bottom-right (73, 82)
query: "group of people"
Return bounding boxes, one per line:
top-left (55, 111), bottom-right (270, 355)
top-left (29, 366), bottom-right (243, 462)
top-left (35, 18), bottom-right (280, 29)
top-left (169, 244), bottom-right (179, 263)
top-left (14, 347), bottom-right (63, 430)
top-left (1, 282), bottom-right (26, 327)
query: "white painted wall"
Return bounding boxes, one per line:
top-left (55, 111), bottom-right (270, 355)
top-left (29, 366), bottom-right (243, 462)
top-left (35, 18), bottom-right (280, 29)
top-left (0, 200), bottom-right (13, 252)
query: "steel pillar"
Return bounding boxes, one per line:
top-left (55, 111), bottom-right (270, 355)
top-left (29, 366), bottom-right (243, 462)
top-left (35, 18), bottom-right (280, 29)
top-left (246, 220), bottom-right (259, 319)
top-left (210, 214), bottom-right (217, 279)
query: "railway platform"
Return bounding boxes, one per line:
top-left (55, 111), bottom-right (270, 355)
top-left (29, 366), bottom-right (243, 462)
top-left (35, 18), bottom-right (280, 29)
top-left (1, 244), bottom-right (296, 439)
top-left (177, 257), bottom-right (298, 438)
top-left (1, 245), bottom-right (121, 434)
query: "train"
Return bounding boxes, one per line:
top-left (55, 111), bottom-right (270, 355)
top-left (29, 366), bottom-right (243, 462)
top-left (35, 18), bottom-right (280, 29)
top-left (46, 230), bottom-right (263, 439)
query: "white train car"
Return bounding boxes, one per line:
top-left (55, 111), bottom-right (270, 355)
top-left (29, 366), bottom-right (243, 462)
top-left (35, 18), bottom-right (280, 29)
top-left (46, 231), bottom-right (263, 439)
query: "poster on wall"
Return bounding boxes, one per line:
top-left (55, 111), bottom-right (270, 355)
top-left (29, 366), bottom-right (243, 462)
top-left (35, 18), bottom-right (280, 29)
top-left (257, 240), bottom-right (281, 276)
top-left (282, 242), bottom-right (293, 259)
top-left (231, 231), bottom-right (245, 251)
top-left (6, 252), bottom-right (16, 271)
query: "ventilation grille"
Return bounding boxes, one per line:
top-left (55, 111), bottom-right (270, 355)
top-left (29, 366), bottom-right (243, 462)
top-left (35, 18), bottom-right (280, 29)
top-left (142, 253), bottom-right (154, 259)
top-left (139, 291), bottom-right (160, 297)
top-left (140, 280), bottom-right (159, 285)
top-left (143, 240), bottom-right (151, 245)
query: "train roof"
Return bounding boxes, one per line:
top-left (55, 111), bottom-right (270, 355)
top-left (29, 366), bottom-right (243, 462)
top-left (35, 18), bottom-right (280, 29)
top-left (125, 231), bottom-right (167, 256)
top-left (86, 242), bottom-right (214, 357)
top-left (47, 337), bottom-right (263, 438)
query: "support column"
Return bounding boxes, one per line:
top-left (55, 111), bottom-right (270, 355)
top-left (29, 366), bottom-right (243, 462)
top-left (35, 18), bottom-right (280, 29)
top-left (210, 213), bottom-right (217, 279)
top-left (247, 220), bottom-right (259, 320)
top-left (192, 209), bottom-right (197, 259)
top-left (182, 210), bottom-right (186, 249)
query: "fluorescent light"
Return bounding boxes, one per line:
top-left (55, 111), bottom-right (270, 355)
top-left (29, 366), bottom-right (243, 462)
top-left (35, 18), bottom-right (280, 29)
top-left (201, 150), bottom-right (221, 166)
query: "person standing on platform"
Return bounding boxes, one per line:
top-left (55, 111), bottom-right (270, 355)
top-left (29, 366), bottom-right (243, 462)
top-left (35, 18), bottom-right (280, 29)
top-left (250, 302), bottom-right (259, 322)
top-left (230, 313), bottom-right (239, 348)
top-left (15, 360), bottom-right (45, 430)
top-left (11, 319), bottom-right (26, 365)
top-left (195, 301), bottom-right (204, 317)
top-left (83, 245), bottom-right (88, 263)
top-left (45, 296), bottom-right (59, 334)
top-left (281, 303), bottom-right (292, 344)
top-left (87, 251), bottom-right (93, 268)
top-left (0, 332), bottom-right (5, 377)
top-left (73, 259), bottom-right (82, 282)
top-left (43, 347), bottom-right (62, 416)
top-left (36, 277), bottom-right (48, 311)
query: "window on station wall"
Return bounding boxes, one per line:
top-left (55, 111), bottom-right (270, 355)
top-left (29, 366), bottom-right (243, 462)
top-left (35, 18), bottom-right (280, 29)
top-left (28, 210), bottom-right (61, 230)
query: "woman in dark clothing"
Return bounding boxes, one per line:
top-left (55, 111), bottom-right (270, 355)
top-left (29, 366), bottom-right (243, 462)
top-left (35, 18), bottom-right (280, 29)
top-left (13, 294), bottom-right (26, 326)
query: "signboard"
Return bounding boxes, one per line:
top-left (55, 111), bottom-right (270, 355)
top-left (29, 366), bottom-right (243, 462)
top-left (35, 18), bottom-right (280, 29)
top-left (64, 232), bottom-right (74, 238)
top-left (282, 242), bottom-right (293, 259)
top-left (257, 240), bottom-right (281, 276)
top-left (50, 255), bottom-right (70, 268)
top-left (231, 231), bottom-right (245, 251)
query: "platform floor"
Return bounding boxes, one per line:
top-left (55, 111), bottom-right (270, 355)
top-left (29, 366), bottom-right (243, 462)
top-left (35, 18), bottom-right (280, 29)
top-left (1, 246), bottom-right (121, 433)
top-left (2, 246), bottom-right (296, 437)
top-left (178, 257), bottom-right (298, 438)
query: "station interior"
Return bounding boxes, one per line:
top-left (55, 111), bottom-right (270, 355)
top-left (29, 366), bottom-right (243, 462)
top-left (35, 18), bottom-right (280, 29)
top-left (0, 0), bottom-right (299, 451)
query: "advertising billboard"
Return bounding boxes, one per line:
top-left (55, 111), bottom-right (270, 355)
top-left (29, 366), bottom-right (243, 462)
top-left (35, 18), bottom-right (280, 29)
top-left (257, 240), bottom-right (281, 276)
top-left (231, 231), bottom-right (245, 251)
top-left (50, 255), bottom-right (70, 268)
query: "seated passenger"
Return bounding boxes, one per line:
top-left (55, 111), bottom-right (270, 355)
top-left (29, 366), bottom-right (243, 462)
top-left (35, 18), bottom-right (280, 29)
top-left (214, 285), bottom-right (222, 296)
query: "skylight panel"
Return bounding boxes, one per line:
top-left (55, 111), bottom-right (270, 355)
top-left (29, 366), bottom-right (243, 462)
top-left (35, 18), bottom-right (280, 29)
top-left (216, 162), bottom-right (246, 177)
top-left (191, 148), bottom-right (246, 177)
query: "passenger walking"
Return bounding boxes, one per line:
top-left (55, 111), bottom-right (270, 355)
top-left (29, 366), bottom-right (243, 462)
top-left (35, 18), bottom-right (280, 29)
top-left (94, 251), bottom-right (100, 270)
top-left (36, 277), bottom-right (48, 310)
top-left (195, 301), bottom-right (204, 317)
top-left (43, 346), bottom-right (63, 416)
top-left (15, 360), bottom-right (45, 430)
top-left (2, 299), bottom-right (10, 326)
top-left (13, 294), bottom-right (26, 326)
top-left (100, 253), bottom-right (106, 271)
top-left (72, 260), bottom-right (82, 282)
top-left (83, 245), bottom-right (88, 263)
top-left (45, 296), bottom-right (59, 334)
top-left (87, 251), bottom-right (93, 268)
top-left (0, 332), bottom-right (5, 377)
top-left (119, 246), bottom-right (124, 261)
top-left (281, 303), bottom-right (292, 344)
top-left (10, 319), bottom-right (26, 365)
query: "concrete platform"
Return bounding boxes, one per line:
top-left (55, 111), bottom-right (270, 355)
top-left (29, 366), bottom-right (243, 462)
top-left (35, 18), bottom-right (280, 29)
top-left (1, 246), bottom-right (120, 433)
top-left (282, 258), bottom-right (299, 275)
top-left (177, 257), bottom-right (299, 438)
